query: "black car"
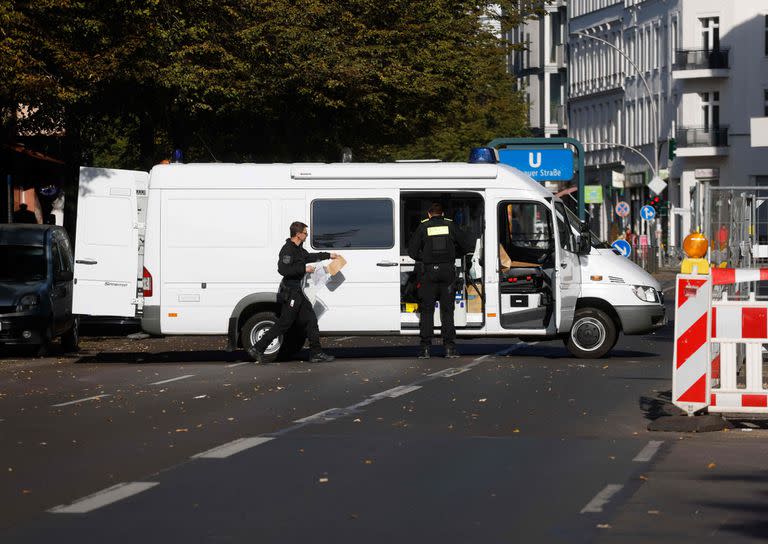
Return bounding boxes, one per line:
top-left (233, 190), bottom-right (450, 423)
top-left (0, 224), bottom-right (79, 355)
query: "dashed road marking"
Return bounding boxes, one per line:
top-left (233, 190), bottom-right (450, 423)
top-left (633, 440), bottom-right (664, 462)
top-left (226, 362), bottom-right (251, 368)
top-left (428, 367), bottom-right (471, 378)
top-left (192, 437), bottom-right (274, 459)
top-left (52, 394), bottom-right (111, 408)
top-left (150, 374), bottom-right (195, 386)
top-left (580, 484), bottom-right (624, 513)
top-left (48, 482), bottom-right (158, 514)
top-left (293, 408), bottom-right (344, 424)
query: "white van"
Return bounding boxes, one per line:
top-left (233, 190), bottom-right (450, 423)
top-left (72, 161), bottom-right (665, 360)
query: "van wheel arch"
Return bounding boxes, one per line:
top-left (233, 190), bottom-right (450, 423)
top-left (575, 298), bottom-right (622, 333)
top-left (231, 297), bottom-right (281, 349)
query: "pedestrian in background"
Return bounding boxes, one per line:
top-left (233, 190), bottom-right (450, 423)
top-left (408, 203), bottom-right (476, 359)
top-left (248, 221), bottom-right (339, 364)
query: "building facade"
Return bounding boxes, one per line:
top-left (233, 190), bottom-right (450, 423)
top-left (568, 0), bottom-right (768, 248)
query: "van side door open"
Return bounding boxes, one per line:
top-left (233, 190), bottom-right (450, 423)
top-left (73, 167), bottom-right (145, 317)
top-left (553, 201), bottom-right (581, 332)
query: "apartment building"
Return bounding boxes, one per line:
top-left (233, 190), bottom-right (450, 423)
top-left (510, 1), bottom-right (569, 138)
top-left (568, 0), bottom-right (768, 247)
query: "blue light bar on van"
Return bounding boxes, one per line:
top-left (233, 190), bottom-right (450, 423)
top-left (468, 147), bottom-right (497, 164)
top-left (172, 149), bottom-right (184, 163)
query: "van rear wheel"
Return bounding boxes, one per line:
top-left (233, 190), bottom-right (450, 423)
top-left (564, 307), bottom-right (617, 359)
top-left (241, 312), bottom-right (282, 363)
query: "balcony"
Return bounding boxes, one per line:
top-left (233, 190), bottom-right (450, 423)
top-left (673, 49), bottom-right (730, 79)
top-left (675, 126), bottom-right (729, 157)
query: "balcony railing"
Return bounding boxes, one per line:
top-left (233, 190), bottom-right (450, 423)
top-left (676, 126), bottom-right (729, 147)
top-left (674, 48), bottom-right (729, 71)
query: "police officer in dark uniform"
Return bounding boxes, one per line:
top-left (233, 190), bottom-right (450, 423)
top-left (248, 221), bottom-right (338, 364)
top-left (408, 203), bottom-right (476, 359)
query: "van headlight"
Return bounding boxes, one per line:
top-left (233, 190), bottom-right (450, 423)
top-left (16, 294), bottom-right (40, 312)
top-left (632, 285), bottom-right (660, 303)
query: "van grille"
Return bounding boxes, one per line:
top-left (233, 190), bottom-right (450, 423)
top-left (609, 276), bottom-right (625, 284)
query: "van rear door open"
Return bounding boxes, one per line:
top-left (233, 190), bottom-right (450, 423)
top-left (73, 167), bottom-right (145, 317)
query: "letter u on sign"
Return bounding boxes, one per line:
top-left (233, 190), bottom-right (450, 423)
top-left (528, 152), bottom-right (542, 168)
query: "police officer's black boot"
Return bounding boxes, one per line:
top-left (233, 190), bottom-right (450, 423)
top-left (248, 346), bottom-right (266, 364)
top-left (445, 345), bottom-right (461, 359)
top-left (418, 345), bottom-right (430, 359)
top-left (310, 351), bottom-right (335, 363)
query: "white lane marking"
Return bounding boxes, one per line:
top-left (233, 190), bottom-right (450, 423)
top-left (52, 394), bottom-right (111, 408)
top-left (48, 482), bottom-right (158, 514)
top-left (226, 362), bottom-right (251, 368)
top-left (428, 367), bottom-right (470, 378)
top-left (633, 440), bottom-right (664, 462)
top-left (150, 374), bottom-right (195, 386)
top-left (192, 437), bottom-right (274, 459)
top-left (580, 484), bottom-right (624, 514)
top-left (294, 408), bottom-right (342, 424)
top-left (387, 385), bottom-right (422, 398)
top-left (335, 336), bottom-right (354, 342)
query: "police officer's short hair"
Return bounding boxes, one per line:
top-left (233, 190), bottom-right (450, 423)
top-left (290, 221), bottom-right (308, 237)
top-left (429, 203), bottom-right (443, 216)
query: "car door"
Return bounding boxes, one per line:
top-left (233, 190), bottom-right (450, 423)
top-left (553, 200), bottom-right (581, 332)
top-left (73, 167), bottom-right (145, 317)
top-left (305, 191), bottom-right (401, 332)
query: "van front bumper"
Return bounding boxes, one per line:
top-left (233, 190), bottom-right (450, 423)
top-left (615, 304), bottom-right (667, 335)
top-left (0, 314), bottom-right (49, 344)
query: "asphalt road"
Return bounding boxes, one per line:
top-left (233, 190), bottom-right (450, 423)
top-left (2, 292), bottom-right (768, 543)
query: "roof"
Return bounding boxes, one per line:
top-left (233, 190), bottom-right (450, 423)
top-left (146, 162), bottom-right (554, 197)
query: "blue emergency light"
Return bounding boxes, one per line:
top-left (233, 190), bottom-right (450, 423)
top-left (172, 149), bottom-right (184, 163)
top-left (468, 147), bottom-right (498, 164)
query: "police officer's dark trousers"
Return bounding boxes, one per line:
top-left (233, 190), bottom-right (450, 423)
top-left (418, 262), bottom-right (456, 348)
top-left (252, 286), bottom-right (321, 354)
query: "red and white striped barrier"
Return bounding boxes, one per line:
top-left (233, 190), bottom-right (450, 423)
top-left (673, 267), bottom-right (768, 415)
top-left (672, 275), bottom-right (712, 414)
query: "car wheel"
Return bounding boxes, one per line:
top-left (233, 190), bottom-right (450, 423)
top-left (241, 312), bottom-right (282, 363)
top-left (61, 316), bottom-right (80, 352)
top-left (564, 307), bottom-right (618, 359)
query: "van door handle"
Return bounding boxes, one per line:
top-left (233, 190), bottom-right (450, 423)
top-left (76, 259), bottom-right (98, 265)
top-left (560, 261), bottom-right (567, 269)
top-left (377, 261), bottom-right (399, 267)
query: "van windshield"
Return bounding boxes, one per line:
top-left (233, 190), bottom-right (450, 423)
top-left (0, 245), bottom-right (46, 281)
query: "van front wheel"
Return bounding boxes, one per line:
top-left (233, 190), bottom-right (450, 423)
top-left (241, 312), bottom-right (282, 363)
top-left (564, 307), bottom-right (617, 359)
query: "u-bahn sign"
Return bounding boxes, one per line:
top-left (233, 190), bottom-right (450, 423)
top-left (497, 149), bottom-right (575, 181)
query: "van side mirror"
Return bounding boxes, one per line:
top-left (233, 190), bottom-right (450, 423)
top-left (577, 222), bottom-right (592, 256)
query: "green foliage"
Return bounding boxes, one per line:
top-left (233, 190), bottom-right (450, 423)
top-left (3, 0), bottom-right (538, 166)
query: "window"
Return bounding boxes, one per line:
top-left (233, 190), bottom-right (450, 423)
top-left (0, 246), bottom-right (45, 281)
top-left (764, 90), bottom-right (768, 116)
top-left (498, 201), bottom-right (553, 266)
top-left (765, 15), bottom-right (768, 56)
top-left (555, 202), bottom-right (574, 251)
top-left (701, 17), bottom-right (720, 51)
top-left (311, 199), bottom-right (394, 249)
top-left (700, 91), bottom-right (720, 131)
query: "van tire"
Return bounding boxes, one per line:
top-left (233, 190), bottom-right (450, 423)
top-left (61, 317), bottom-right (80, 352)
top-left (241, 312), bottom-right (282, 363)
top-left (278, 326), bottom-right (306, 361)
top-left (564, 307), bottom-right (617, 359)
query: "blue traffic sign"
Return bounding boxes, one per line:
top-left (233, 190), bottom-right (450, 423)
top-left (612, 239), bottom-right (632, 258)
top-left (640, 205), bottom-right (656, 221)
top-left (615, 201), bottom-right (630, 218)
top-left (497, 149), bottom-right (574, 181)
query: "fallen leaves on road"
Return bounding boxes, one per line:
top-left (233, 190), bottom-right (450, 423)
top-left (648, 510), bottom-right (660, 515)
top-left (318, 477), bottom-right (329, 483)
top-left (175, 428), bottom-right (188, 433)
top-left (707, 462), bottom-right (717, 469)
top-left (596, 524), bottom-right (611, 529)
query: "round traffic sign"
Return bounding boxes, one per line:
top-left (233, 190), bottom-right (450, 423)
top-left (640, 205), bottom-right (656, 221)
top-left (611, 239), bottom-right (632, 258)
top-left (615, 201), bottom-right (630, 218)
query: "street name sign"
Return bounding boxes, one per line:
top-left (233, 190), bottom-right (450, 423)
top-left (498, 149), bottom-right (574, 181)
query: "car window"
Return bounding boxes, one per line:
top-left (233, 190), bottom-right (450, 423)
top-left (555, 202), bottom-right (574, 252)
top-left (311, 199), bottom-right (394, 249)
top-left (0, 246), bottom-right (46, 281)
